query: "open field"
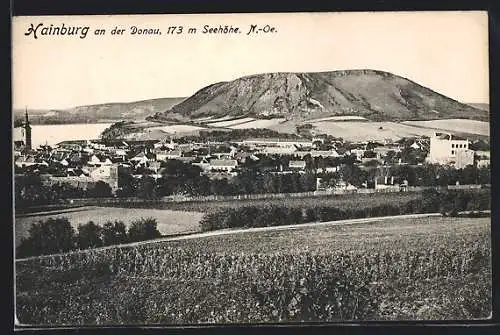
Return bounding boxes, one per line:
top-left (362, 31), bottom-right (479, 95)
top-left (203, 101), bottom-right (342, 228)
top-left (310, 118), bottom-right (490, 141)
top-left (15, 216), bottom-right (491, 324)
top-left (312, 121), bottom-right (439, 141)
top-left (206, 117), bottom-right (256, 127)
top-left (162, 216), bottom-right (490, 254)
top-left (15, 207), bottom-right (203, 249)
top-left (229, 118), bottom-right (286, 129)
top-left (198, 115), bottom-right (233, 123)
top-left (305, 115), bottom-right (368, 122)
top-left (402, 119), bottom-right (490, 137)
top-left (146, 124), bottom-right (206, 133)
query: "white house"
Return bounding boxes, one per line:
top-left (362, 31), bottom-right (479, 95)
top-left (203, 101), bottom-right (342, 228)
top-left (316, 166), bottom-right (339, 173)
top-left (349, 149), bottom-right (365, 160)
top-left (455, 149), bottom-right (475, 169)
top-left (87, 155), bottom-right (102, 166)
top-left (130, 152), bottom-right (151, 166)
top-left (410, 141), bottom-right (421, 150)
top-left (15, 155), bottom-right (37, 168)
top-left (260, 146), bottom-right (297, 155)
top-left (192, 157), bottom-right (211, 171)
top-left (156, 150), bottom-right (182, 161)
top-left (87, 155), bottom-right (113, 167)
top-left (113, 149), bottom-right (128, 157)
top-left (154, 138), bottom-right (177, 150)
top-left (89, 164), bottom-right (119, 191)
top-left (209, 159), bottom-right (238, 172)
top-left (288, 160), bottom-right (307, 170)
top-left (310, 150), bottom-right (340, 158)
top-left (426, 133), bottom-right (473, 168)
top-left (475, 151), bottom-right (490, 168)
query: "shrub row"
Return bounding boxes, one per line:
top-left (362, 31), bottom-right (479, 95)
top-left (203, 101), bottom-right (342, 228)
top-left (17, 217), bottom-right (161, 258)
top-left (200, 189), bottom-right (491, 231)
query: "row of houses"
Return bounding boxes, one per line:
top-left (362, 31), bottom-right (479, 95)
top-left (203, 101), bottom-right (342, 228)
top-left (14, 131), bottom-right (490, 194)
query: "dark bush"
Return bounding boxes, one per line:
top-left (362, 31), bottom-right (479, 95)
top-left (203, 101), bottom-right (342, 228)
top-left (102, 220), bottom-right (128, 246)
top-left (86, 181), bottom-right (113, 198)
top-left (127, 217), bottom-right (162, 242)
top-left (17, 217), bottom-right (76, 258)
top-left (76, 221), bottom-right (103, 250)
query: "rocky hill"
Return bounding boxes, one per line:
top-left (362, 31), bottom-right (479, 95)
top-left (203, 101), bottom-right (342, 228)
top-left (150, 70), bottom-right (488, 122)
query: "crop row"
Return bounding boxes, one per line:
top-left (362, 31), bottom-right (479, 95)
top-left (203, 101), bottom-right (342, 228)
top-left (16, 237), bottom-right (491, 324)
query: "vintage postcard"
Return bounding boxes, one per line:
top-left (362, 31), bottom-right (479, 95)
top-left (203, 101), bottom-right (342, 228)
top-left (12, 11), bottom-right (491, 326)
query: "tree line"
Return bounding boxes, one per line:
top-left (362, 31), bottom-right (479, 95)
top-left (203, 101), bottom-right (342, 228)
top-left (17, 217), bottom-right (161, 258)
top-left (15, 174), bottom-right (113, 209)
top-left (175, 128), bottom-right (304, 144)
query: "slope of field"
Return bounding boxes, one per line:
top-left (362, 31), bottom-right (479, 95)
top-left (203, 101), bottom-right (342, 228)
top-left (403, 119), bottom-right (490, 137)
top-left (206, 117), bottom-right (256, 127)
top-left (306, 115), bottom-right (368, 123)
top-left (147, 124), bottom-right (206, 133)
top-left (101, 120), bottom-right (206, 140)
top-left (154, 70), bottom-right (487, 122)
top-left (146, 216), bottom-right (490, 255)
top-left (199, 115), bottom-right (233, 122)
top-left (16, 216), bottom-right (491, 324)
top-left (229, 118), bottom-right (287, 129)
top-left (311, 121), bottom-right (437, 141)
top-left (15, 207), bottom-right (203, 249)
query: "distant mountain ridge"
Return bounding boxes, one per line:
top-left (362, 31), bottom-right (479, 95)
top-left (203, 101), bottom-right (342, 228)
top-left (13, 97), bottom-right (185, 125)
top-left (150, 69), bottom-right (488, 123)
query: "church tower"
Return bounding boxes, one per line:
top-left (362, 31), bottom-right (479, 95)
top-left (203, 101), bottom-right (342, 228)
top-left (24, 107), bottom-right (32, 151)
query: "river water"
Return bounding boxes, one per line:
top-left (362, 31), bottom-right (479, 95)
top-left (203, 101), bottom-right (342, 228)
top-left (25, 123), bottom-right (113, 148)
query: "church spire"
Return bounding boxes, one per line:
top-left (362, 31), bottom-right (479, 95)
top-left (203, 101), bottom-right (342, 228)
top-left (24, 106), bottom-right (32, 151)
top-left (25, 106), bottom-right (30, 125)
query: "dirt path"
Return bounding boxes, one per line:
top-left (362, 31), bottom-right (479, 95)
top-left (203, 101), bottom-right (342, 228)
top-left (15, 212), bottom-right (442, 262)
top-left (16, 206), bottom-right (98, 218)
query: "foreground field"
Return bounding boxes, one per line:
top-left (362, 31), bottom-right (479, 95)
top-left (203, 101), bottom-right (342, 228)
top-left (16, 216), bottom-right (491, 324)
top-left (15, 207), bottom-right (202, 249)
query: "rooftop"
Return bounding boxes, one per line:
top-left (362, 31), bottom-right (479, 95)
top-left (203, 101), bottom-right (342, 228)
top-left (434, 133), bottom-right (467, 141)
top-left (210, 159), bottom-right (238, 167)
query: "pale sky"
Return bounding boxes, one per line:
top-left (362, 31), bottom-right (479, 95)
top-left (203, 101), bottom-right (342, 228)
top-left (12, 11), bottom-right (489, 110)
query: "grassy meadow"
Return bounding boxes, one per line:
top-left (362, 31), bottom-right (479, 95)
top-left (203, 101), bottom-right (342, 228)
top-left (15, 207), bottom-right (203, 249)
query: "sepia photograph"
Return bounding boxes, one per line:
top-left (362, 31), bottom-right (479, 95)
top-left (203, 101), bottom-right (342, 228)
top-left (12, 11), bottom-right (491, 326)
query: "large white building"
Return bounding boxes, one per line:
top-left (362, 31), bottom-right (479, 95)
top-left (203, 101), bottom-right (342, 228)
top-left (426, 133), bottom-right (474, 168)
